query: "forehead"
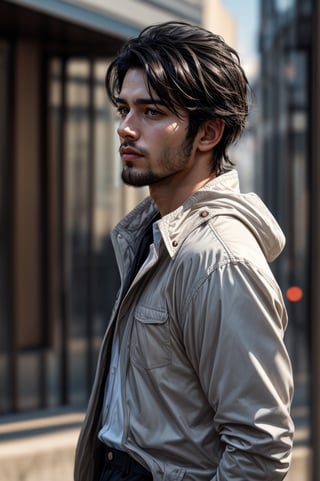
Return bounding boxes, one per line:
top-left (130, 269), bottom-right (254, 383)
top-left (119, 68), bottom-right (155, 98)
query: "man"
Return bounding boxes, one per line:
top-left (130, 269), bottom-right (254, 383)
top-left (74, 21), bottom-right (294, 481)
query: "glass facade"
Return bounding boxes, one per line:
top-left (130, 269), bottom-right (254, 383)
top-left (259, 0), bottom-right (312, 477)
top-left (0, 50), bottom-right (147, 414)
top-left (45, 56), bottom-right (146, 408)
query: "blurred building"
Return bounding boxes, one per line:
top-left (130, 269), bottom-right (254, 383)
top-left (0, 1), bottom-right (202, 479)
top-left (202, 0), bottom-right (236, 47)
top-left (258, 0), bottom-right (319, 480)
top-left (0, 0), bottom-right (203, 411)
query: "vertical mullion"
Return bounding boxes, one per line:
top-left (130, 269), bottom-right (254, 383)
top-left (59, 58), bottom-right (69, 405)
top-left (39, 52), bottom-right (49, 409)
top-left (86, 58), bottom-right (95, 393)
top-left (7, 40), bottom-right (18, 413)
top-left (311, 0), bottom-right (320, 477)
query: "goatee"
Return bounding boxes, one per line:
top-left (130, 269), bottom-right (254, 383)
top-left (121, 166), bottom-right (164, 187)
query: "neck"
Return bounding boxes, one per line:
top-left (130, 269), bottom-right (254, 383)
top-left (149, 171), bottom-right (216, 216)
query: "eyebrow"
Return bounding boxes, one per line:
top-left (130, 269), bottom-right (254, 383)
top-left (115, 97), bottom-right (166, 106)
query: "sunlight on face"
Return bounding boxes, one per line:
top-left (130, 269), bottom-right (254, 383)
top-left (117, 69), bottom-right (194, 188)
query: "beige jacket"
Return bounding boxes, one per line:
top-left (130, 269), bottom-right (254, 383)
top-left (74, 170), bottom-right (294, 481)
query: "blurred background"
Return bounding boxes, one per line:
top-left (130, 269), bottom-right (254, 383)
top-left (0, 0), bottom-right (318, 480)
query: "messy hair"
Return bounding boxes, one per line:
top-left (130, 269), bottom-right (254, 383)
top-left (105, 21), bottom-right (249, 174)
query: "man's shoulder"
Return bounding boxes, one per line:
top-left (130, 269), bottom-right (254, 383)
top-left (175, 213), bottom-right (269, 275)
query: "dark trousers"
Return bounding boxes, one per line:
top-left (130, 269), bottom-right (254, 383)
top-left (98, 447), bottom-right (153, 481)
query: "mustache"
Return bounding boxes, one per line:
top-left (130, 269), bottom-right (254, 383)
top-left (119, 141), bottom-right (147, 155)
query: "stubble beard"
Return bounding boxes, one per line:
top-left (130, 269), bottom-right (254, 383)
top-left (121, 137), bottom-right (194, 188)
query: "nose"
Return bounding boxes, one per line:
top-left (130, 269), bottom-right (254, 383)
top-left (117, 114), bottom-right (139, 140)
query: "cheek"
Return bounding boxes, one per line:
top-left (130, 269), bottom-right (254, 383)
top-left (163, 129), bottom-right (187, 150)
top-left (146, 123), bottom-right (187, 152)
top-left (166, 121), bottom-right (180, 134)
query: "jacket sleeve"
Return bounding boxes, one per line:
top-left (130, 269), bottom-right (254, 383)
top-left (180, 261), bottom-right (294, 481)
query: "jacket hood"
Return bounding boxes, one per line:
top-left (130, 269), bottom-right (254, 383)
top-left (158, 170), bottom-right (285, 263)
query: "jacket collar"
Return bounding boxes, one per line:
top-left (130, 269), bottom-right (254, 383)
top-left (113, 170), bottom-right (285, 263)
top-left (113, 171), bottom-right (239, 259)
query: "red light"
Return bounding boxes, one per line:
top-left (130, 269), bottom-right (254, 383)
top-left (286, 286), bottom-right (303, 302)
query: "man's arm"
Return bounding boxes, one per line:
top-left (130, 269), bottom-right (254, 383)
top-left (181, 261), bottom-right (294, 481)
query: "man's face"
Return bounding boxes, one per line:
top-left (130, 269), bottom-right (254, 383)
top-left (116, 68), bottom-right (196, 187)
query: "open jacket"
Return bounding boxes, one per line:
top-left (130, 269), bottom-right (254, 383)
top-left (74, 170), bottom-right (294, 481)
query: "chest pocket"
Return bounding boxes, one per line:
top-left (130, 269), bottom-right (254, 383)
top-left (130, 305), bottom-right (171, 370)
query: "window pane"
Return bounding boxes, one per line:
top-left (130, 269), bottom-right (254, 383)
top-left (65, 59), bottom-right (91, 404)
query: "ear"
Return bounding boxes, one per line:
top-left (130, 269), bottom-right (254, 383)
top-left (197, 119), bottom-right (225, 152)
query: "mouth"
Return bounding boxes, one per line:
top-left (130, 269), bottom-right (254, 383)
top-left (120, 146), bottom-right (144, 163)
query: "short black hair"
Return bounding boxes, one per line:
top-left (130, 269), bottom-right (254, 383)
top-left (106, 21), bottom-right (249, 174)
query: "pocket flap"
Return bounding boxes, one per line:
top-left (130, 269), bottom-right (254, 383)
top-left (134, 305), bottom-right (168, 324)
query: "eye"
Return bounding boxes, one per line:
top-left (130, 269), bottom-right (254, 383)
top-left (145, 107), bottom-right (162, 117)
top-left (116, 106), bottom-right (129, 118)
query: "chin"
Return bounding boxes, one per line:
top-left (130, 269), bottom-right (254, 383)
top-left (122, 168), bottom-right (162, 187)
top-left (122, 169), bottom-right (148, 187)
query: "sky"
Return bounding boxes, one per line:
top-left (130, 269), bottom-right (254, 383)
top-left (221, 0), bottom-right (260, 80)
